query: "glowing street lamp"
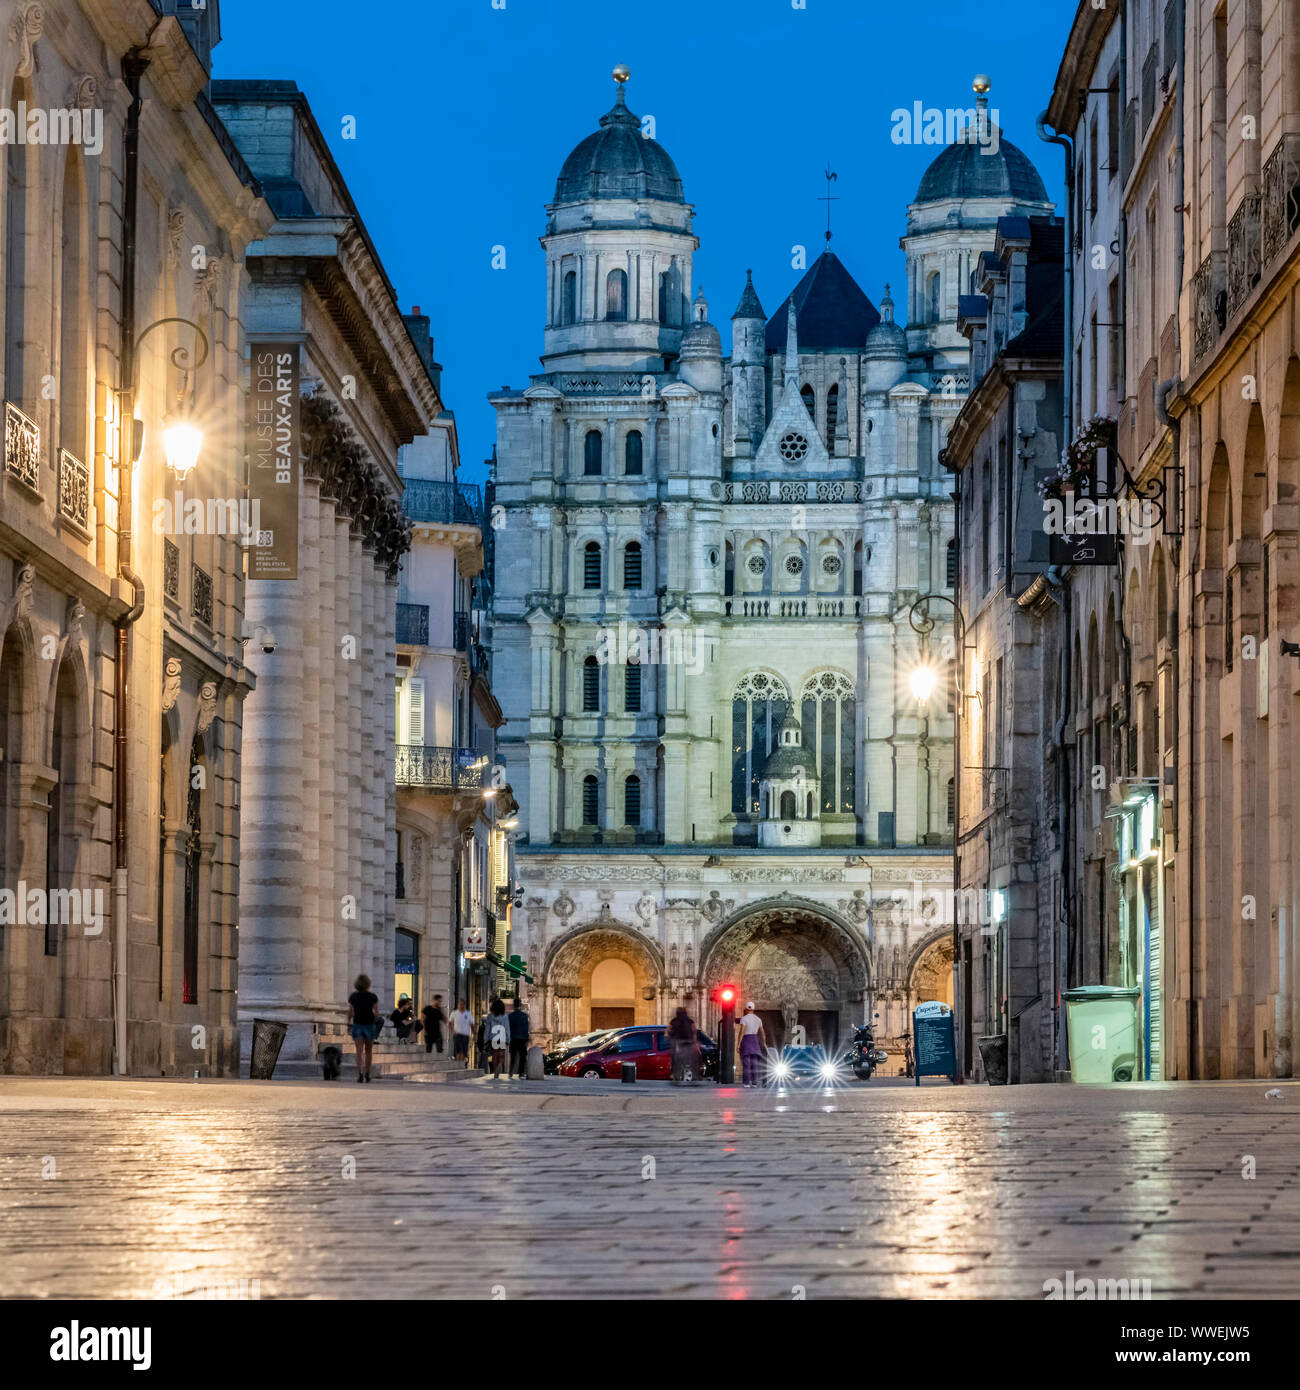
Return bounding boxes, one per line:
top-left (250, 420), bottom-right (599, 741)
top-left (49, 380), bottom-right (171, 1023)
top-left (909, 664), bottom-right (939, 703)
top-left (162, 414), bottom-right (203, 482)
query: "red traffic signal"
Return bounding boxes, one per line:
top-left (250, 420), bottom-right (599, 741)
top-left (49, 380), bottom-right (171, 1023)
top-left (712, 984), bottom-right (738, 1009)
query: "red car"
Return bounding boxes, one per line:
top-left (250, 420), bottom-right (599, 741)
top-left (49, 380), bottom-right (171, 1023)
top-left (557, 1026), bottom-right (717, 1079)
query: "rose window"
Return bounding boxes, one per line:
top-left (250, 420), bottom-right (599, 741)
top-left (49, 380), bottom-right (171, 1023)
top-left (747, 555), bottom-right (767, 574)
top-left (778, 432), bottom-right (809, 462)
top-left (784, 555), bottom-right (804, 576)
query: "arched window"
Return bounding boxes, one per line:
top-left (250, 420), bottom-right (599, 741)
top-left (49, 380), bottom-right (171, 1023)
top-left (724, 541), bottom-right (735, 597)
top-left (583, 541), bottom-right (601, 589)
top-left (605, 268), bottom-right (627, 321)
top-left (59, 148), bottom-right (89, 471)
top-left (45, 659), bottom-right (79, 958)
top-left (624, 429), bottom-right (642, 476)
top-left (183, 732), bottom-right (206, 1004)
top-left (947, 777), bottom-right (956, 825)
top-left (5, 76), bottom-right (34, 409)
top-left (731, 672), bottom-right (790, 816)
top-left (625, 660), bottom-right (642, 713)
top-left (779, 789), bottom-right (797, 820)
top-left (946, 537), bottom-right (958, 589)
top-left (561, 270), bottom-right (577, 325)
top-left (800, 384), bottom-right (816, 420)
top-left (582, 775), bottom-right (599, 826)
top-left (624, 775), bottom-right (641, 827)
top-left (623, 541), bottom-right (642, 590)
top-left (582, 655), bottom-right (600, 711)
top-left (583, 429), bottom-right (603, 476)
top-left (853, 540), bottom-right (863, 597)
top-left (658, 271), bottom-right (670, 324)
top-left (928, 270), bottom-right (941, 322)
top-left (800, 670), bottom-right (856, 813)
top-left (825, 383), bottom-right (839, 449)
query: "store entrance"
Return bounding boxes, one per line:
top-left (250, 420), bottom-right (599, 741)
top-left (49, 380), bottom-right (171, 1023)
top-left (395, 928), bottom-right (420, 1008)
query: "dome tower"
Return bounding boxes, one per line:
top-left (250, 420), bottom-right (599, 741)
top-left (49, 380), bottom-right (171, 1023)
top-left (901, 76), bottom-right (1054, 378)
top-left (541, 67), bottom-right (699, 373)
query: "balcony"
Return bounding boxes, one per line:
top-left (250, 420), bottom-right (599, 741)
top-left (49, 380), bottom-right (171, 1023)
top-left (4, 401), bottom-right (39, 489)
top-left (1226, 193), bottom-right (1262, 320)
top-left (724, 596), bottom-right (862, 619)
top-left (1262, 133), bottom-right (1300, 267)
top-left (403, 478), bottom-right (482, 527)
top-left (723, 479), bottom-right (863, 503)
top-left (1191, 249), bottom-right (1226, 361)
top-left (470, 639), bottom-right (491, 680)
top-left (396, 602), bottom-right (429, 646)
top-left (58, 449), bottom-right (89, 529)
top-left (395, 744), bottom-right (486, 791)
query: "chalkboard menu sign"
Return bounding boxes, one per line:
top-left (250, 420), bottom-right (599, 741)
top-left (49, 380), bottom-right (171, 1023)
top-left (914, 1001), bottom-right (958, 1084)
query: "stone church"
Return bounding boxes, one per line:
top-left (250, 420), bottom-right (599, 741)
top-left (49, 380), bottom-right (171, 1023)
top-left (487, 74), bottom-right (1053, 1051)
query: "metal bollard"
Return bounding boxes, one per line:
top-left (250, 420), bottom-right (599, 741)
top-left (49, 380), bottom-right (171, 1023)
top-left (620, 1060), bottom-right (637, 1084)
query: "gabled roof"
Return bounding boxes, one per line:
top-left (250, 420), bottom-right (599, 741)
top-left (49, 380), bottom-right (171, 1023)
top-left (765, 251), bottom-right (880, 352)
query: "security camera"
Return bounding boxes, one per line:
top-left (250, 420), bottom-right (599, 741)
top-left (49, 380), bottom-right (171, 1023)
top-left (241, 621), bottom-right (276, 654)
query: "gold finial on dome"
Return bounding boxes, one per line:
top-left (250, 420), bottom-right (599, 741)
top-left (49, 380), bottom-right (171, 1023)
top-left (613, 63), bottom-right (631, 85)
top-left (973, 73), bottom-right (991, 94)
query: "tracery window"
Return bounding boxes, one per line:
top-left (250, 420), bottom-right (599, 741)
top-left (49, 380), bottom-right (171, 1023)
top-left (799, 670), bottom-right (856, 813)
top-left (605, 268), bottom-right (627, 321)
top-left (731, 671), bottom-right (790, 816)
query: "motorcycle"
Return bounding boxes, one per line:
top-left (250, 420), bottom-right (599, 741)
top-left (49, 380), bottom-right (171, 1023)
top-left (850, 1012), bottom-right (889, 1080)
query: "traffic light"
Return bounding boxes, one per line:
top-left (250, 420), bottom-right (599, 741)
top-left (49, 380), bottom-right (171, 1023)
top-left (712, 983), bottom-right (738, 1083)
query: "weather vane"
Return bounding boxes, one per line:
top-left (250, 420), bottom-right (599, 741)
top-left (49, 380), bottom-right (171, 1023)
top-left (819, 165), bottom-right (839, 244)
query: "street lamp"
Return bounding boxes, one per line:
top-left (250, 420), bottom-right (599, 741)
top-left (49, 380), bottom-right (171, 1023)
top-left (121, 317), bottom-right (210, 477)
top-left (909, 664), bottom-right (939, 704)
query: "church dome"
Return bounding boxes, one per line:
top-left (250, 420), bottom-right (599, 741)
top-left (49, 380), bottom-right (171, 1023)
top-left (680, 318), bottom-right (721, 355)
top-left (864, 283), bottom-right (907, 358)
top-left (761, 711), bottom-right (816, 781)
top-left (554, 85), bottom-right (685, 205)
top-left (915, 132), bottom-right (1049, 205)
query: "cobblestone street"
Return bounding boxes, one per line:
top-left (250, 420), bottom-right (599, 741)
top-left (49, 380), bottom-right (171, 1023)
top-left (3, 1076), bottom-right (1299, 1300)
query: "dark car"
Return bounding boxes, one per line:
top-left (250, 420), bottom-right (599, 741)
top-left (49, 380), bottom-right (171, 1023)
top-left (558, 1025), bottom-right (718, 1080)
top-left (542, 1028), bottom-right (616, 1075)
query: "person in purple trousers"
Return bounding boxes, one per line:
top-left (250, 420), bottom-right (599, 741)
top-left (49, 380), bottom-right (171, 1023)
top-left (737, 1001), bottom-right (767, 1087)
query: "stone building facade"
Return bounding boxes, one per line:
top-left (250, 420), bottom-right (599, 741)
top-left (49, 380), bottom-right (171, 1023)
top-left (393, 333), bottom-right (518, 1023)
top-left (488, 75), bottom-right (1052, 1052)
top-left (212, 82), bottom-right (424, 1063)
top-left (0, 2), bottom-right (271, 1073)
top-left (945, 217), bottom-right (1066, 1082)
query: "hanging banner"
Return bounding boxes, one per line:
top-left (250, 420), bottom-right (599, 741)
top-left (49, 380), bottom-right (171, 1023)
top-left (248, 342), bottom-right (299, 580)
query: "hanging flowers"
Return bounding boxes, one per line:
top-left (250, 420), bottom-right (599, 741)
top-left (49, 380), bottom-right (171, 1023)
top-left (1037, 415), bottom-right (1117, 500)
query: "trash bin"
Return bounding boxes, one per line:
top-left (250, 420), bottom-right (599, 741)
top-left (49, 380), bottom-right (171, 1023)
top-left (249, 1018), bottom-right (288, 1080)
top-left (976, 1033), bottom-right (1008, 1085)
top-left (1064, 986), bottom-right (1141, 1082)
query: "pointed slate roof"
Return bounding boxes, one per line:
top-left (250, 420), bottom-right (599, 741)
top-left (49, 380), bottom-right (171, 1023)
top-left (764, 251), bottom-right (880, 352)
top-left (731, 268), bottom-right (766, 320)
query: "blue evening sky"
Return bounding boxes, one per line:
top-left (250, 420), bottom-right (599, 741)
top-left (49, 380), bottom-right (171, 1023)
top-left (213, 0), bottom-right (1075, 486)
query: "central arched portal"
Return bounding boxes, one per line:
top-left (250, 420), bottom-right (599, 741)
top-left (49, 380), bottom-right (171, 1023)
top-left (699, 902), bottom-right (870, 1054)
top-left (542, 924), bottom-right (664, 1039)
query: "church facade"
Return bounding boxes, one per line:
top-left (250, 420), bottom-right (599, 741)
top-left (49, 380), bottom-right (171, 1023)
top-left (487, 76), bottom-right (1053, 1053)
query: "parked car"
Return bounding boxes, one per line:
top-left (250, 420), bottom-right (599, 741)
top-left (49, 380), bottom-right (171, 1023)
top-left (542, 1028), bottom-right (616, 1075)
top-left (558, 1025), bottom-right (718, 1080)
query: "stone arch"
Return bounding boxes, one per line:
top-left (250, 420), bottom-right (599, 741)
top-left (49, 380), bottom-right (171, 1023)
top-left (698, 895), bottom-right (872, 1051)
top-left (907, 927), bottom-right (955, 1009)
top-left (541, 919), bottom-right (666, 1037)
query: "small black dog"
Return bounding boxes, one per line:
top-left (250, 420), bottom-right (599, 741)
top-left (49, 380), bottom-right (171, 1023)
top-left (321, 1045), bottom-right (342, 1080)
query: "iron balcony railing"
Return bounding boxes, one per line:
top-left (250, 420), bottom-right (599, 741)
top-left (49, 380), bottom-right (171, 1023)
top-left (394, 745), bottom-right (486, 791)
top-left (396, 602), bottom-right (429, 646)
top-left (402, 478), bottom-right (482, 526)
top-left (1262, 132), bottom-right (1300, 266)
top-left (1192, 249), bottom-right (1226, 361)
top-left (1226, 193), bottom-right (1262, 320)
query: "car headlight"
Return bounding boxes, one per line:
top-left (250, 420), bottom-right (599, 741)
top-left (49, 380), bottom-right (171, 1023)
top-left (773, 1061), bottom-right (790, 1078)
top-left (819, 1061), bottom-right (838, 1079)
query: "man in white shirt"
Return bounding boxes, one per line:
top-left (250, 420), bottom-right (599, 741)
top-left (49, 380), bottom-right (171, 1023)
top-left (450, 998), bottom-right (474, 1066)
top-left (737, 1001), bottom-right (767, 1087)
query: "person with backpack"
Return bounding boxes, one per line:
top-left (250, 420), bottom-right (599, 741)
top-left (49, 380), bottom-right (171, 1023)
top-left (507, 996), bottom-right (531, 1079)
top-left (483, 997), bottom-right (510, 1080)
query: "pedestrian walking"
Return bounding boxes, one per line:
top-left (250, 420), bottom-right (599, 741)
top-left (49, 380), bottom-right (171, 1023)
top-left (422, 996), bottom-right (446, 1054)
top-left (507, 996), bottom-right (531, 1078)
top-left (737, 1001), bottom-right (767, 1087)
top-left (450, 998), bottom-right (473, 1066)
top-left (484, 997), bottom-right (510, 1080)
top-left (667, 1005), bottom-right (699, 1085)
top-left (346, 974), bottom-right (380, 1083)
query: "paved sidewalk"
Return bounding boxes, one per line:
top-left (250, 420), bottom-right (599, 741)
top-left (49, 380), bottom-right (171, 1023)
top-left (1, 1076), bottom-right (1297, 1299)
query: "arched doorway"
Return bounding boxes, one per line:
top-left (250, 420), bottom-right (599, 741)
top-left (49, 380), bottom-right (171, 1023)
top-left (909, 932), bottom-right (955, 1009)
top-left (543, 923), bottom-right (664, 1039)
top-left (699, 899), bottom-right (871, 1054)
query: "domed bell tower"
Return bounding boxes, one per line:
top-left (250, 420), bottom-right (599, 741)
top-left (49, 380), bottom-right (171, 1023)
top-left (541, 67), bottom-right (699, 373)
